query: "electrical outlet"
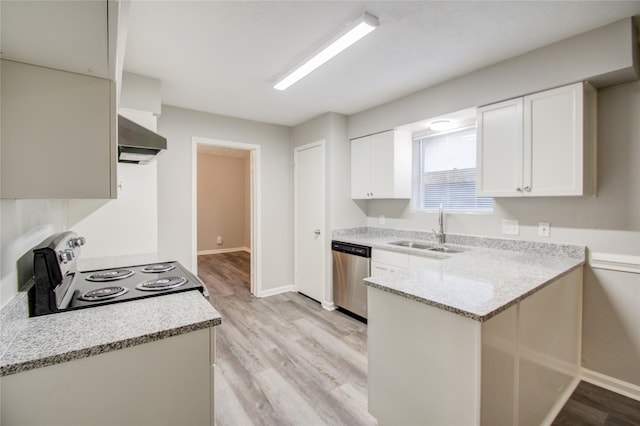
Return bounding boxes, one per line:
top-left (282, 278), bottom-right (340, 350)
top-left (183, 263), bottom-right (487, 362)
top-left (502, 219), bottom-right (519, 235)
top-left (538, 222), bottom-right (550, 237)
top-left (379, 215), bottom-right (386, 225)
top-left (216, 236), bottom-right (223, 245)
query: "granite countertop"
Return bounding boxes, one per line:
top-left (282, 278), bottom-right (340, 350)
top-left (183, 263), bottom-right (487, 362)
top-left (333, 228), bottom-right (585, 322)
top-left (0, 291), bottom-right (221, 377)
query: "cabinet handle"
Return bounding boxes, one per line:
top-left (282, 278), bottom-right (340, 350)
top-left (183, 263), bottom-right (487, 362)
top-left (524, 186), bottom-right (531, 192)
top-left (516, 187), bottom-right (522, 192)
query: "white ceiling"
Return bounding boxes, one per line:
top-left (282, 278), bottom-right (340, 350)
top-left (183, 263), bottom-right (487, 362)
top-left (124, 1), bottom-right (640, 127)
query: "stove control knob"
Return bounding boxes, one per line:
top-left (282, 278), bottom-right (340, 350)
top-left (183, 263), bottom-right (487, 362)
top-left (68, 237), bottom-right (86, 248)
top-left (58, 249), bottom-right (76, 264)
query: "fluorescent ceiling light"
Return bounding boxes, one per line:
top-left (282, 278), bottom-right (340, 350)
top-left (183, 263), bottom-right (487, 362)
top-left (273, 12), bottom-right (379, 91)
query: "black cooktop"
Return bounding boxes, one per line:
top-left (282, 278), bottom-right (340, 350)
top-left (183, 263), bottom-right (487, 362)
top-left (67, 261), bottom-right (204, 310)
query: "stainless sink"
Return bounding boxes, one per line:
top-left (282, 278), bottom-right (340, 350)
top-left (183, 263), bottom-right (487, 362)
top-left (388, 240), bottom-right (464, 254)
top-left (426, 246), bottom-right (464, 254)
top-left (388, 240), bottom-right (436, 250)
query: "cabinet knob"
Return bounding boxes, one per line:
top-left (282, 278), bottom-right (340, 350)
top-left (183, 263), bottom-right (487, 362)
top-left (524, 186), bottom-right (531, 192)
top-left (516, 187), bottom-right (522, 192)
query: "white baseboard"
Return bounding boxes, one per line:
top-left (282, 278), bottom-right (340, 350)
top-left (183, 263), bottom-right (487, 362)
top-left (541, 376), bottom-right (581, 426)
top-left (257, 285), bottom-right (295, 298)
top-left (322, 301), bottom-right (336, 311)
top-left (198, 247), bottom-right (250, 255)
top-left (581, 368), bottom-right (640, 401)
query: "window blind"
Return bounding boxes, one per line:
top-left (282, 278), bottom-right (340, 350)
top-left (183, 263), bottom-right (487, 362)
top-left (412, 127), bottom-right (493, 212)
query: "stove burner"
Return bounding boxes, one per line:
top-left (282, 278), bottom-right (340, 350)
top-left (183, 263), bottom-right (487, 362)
top-left (79, 286), bottom-right (129, 301)
top-left (136, 276), bottom-right (188, 291)
top-left (86, 269), bottom-right (134, 282)
top-left (141, 263), bottom-right (175, 273)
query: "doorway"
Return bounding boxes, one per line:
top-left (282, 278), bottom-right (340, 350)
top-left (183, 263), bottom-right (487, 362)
top-left (192, 137), bottom-right (261, 296)
top-left (294, 141), bottom-right (325, 303)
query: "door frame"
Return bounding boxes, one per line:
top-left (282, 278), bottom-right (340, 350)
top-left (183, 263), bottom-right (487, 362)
top-left (191, 136), bottom-right (262, 296)
top-left (293, 140), bottom-right (326, 305)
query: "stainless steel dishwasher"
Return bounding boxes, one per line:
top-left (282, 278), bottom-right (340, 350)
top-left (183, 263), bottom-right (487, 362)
top-left (332, 241), bottom-right (371, 320)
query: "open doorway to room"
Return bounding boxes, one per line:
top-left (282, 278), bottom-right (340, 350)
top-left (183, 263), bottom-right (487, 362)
top-left (192, 137), bottom-right (261, 297)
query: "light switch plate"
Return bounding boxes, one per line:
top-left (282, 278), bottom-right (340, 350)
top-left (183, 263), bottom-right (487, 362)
top-left (538, 222), bottom-right (550, 237)
top-left (502, 219), bottom-right (520, 235)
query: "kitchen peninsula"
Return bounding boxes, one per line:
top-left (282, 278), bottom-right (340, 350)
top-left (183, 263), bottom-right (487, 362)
top-left (333, 227), bottom-right (585, 426)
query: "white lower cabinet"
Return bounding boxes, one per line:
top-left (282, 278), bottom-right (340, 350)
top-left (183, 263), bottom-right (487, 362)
top-left (371, 249), bottom-right (442, 277)
top-left (368, 268), bottom-right (582, 426)
top-left (1, 328), bottom-right (216, 426)
top-left (371, 249), bottom-right (408, 277)
top-left (371, 261), bottom-right (404, 276)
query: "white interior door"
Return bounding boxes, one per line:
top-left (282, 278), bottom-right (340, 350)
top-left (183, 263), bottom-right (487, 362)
top-left (294, 142), bottom-right (325, 302)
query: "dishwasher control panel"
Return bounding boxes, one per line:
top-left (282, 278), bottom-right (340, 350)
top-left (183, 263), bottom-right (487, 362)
top-left (331, 241), bottom-right (371, 258)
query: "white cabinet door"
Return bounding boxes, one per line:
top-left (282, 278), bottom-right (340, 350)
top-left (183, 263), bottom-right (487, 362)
top-left (477, 98), bottom-right (523, 197)
top-left (350, 130), bottom-right (411, 199)
top-left (1, 60), bottom-right (116, 199)
top-left (477, 82), bottom-right (595, 198)
top-left (371, 249), bottom-right (409, 269)
top-left (350, 136), bottom-right (372, 198)
top-left (371, 249), bottom-right (409, 277)
top-left (371, 261), bottom-right (405, 276)
top-left (2, 328), bottom-right (213, 426)
top-left (524, 83), bottom-right (587, 196)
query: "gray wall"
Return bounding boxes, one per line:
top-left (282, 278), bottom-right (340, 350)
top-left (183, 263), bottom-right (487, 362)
top-left (157, 105), bottom-right (293, 293)
top-left (348, 18), bottom-right (638, 139)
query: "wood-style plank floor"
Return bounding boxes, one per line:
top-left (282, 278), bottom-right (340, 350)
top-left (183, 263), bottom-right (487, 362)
top-left (198, 252), bottom-right (376, 426)
top-left (552, 381), bottom-right (640, 425)
top-left (199, 252), bottom-right (640, 426)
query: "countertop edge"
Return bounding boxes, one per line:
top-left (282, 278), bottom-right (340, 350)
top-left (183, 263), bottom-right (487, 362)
top-left (0, 317), bottom-right (221, 377)
top-left (364, 280), bottom-right (484, 321)
top-left (365, 262), bottom-right (585, 322)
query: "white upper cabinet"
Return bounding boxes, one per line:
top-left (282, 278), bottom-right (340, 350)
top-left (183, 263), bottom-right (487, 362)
top-left (0, 0), bottom-right (118, 80)
top-left (476, 98), bottom-right (524, 197)
top-left (351, 130), bottom-right (412, 199)
top-left (1, 60), bottom-right (117, 199)
top-left (477, 82), bottom-right (596, 197)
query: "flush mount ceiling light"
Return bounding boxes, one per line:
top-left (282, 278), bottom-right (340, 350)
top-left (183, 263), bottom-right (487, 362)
top-left (273, 12), bottom-right (380, 91)
top-left (429, 120), bottom-right (453, 131)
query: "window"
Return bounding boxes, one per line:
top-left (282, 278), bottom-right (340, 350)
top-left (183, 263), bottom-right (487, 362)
top-left (412, 126), bottom-right (493, 212)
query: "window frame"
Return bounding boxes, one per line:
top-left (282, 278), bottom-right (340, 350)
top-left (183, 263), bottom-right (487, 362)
top-left (411, 125), bottom-right (493, 214)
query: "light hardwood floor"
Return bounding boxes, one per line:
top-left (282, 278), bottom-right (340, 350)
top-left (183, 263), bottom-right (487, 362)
top-left (198, 252), bottom-right (376, 426)
top-left (199, 252), bottom-right (640, 426)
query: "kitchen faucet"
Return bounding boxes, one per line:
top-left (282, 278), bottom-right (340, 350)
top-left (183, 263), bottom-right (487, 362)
top-left (432, 204), bottom-right (445, 244)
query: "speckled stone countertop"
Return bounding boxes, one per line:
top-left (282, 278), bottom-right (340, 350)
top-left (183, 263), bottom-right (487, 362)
top-left (0, 291), bottom-right (221, 377)
top-left (333, 227), bottom-right (585, 322)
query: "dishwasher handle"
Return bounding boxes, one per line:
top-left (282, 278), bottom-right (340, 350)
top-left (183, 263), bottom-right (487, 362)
top-left (331, 241), bottom-right (371, 258)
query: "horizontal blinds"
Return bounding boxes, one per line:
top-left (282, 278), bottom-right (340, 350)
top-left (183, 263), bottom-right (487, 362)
top-left (413, 127), bottom-right (493, 212)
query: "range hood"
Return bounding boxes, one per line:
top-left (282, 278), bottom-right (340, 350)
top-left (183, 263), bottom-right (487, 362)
top-left (118, 115), bottom-right (167, 164)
